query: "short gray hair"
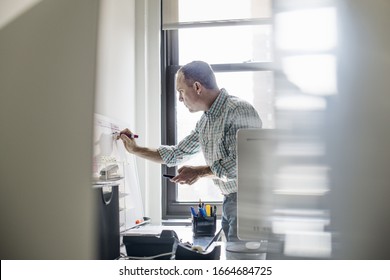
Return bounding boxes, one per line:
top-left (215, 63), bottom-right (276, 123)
top-left (178, 61), bottom-right (219, 90)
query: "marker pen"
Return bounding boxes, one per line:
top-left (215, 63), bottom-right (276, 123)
top-left (198, 207), bottom-right (207, 217)
top-left (205, 204), bottom-right (211, 216)
top-left (190, 206), bottom-right (197, 217)
top-left (122, 132), bottom-right (138, 138)
top-left (113, 132), bottom-right (139, 139)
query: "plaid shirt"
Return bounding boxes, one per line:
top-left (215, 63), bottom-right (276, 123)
top-left (158, 88), bottom-right (262, 195)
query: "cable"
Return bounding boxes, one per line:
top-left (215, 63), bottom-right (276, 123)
top-left (118, 251), bottom-right (174, 260)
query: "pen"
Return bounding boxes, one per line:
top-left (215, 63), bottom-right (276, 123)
top-left (205, 204), bottom-right (211, 216)
top-left (190, 206), bottom-right (197, 217)
top-left (113, 132), bottom-right (139, 139)
top-left (198, 207), bottom-right (207, 217)
top-left (163, 174), bottom-right (175, 179)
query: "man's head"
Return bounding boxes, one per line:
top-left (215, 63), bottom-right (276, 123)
top-left (176, 61), bottom-right (220, 112)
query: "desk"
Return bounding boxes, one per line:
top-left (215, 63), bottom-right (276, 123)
top-left (121, 224), bottom-right (270, 260)
top-left (121, 224), bottom-right (326, 260)
top-left (121, 224), bottom-right (221, 259)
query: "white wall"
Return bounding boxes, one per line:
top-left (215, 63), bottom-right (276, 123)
top-left (0, 0), bottom-right (99, 259)
top-left (95, 0), bottom-right (162, 223)
top-left (134, 0), bottom-right (162, 224)
top-left (0, 0), bottom-right (162, 259)
top-left (95, 0), bottom-right (136, 125)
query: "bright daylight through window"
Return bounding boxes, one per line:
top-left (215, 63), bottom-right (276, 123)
top-left (169, 0), bottom-right (274, 203)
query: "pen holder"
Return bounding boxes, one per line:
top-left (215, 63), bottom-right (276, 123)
top-left (192, 214), bottom-right (216, 237)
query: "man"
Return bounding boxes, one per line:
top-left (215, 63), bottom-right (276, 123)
top-left (118, 61), bottom-right (262, 241)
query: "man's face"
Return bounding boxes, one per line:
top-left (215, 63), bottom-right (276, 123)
top-left (176, 73), bottom-right (201, 113)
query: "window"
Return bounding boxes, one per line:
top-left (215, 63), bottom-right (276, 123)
top-left (274, 5), bottom-right (338, 96)
top-left (161, 0), bottom-right (274, 218)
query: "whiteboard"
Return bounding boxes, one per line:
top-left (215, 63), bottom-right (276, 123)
top-left (93, 113), bottom-right (144, 231)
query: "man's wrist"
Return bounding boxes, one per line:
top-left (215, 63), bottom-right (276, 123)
top-left (199, 166), bottom-right (213, 178)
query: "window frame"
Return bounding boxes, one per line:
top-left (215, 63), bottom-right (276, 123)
top-left (160, 15), bottom-right (274, 220)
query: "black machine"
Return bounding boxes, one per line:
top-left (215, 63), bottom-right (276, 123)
top-left (94, 185), bottom-right (120, 260)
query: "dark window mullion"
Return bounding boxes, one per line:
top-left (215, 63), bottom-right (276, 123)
top-left (161, 29), bottom-right (179, 219)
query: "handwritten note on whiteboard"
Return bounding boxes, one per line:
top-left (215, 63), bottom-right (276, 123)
top-left (93, 113), bottom-right (144, 231)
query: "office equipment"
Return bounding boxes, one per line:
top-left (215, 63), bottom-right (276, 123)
top-left (236, 129), bottom-right (275, 247)
top-left (122, 224), bottom-right (223, 259)
top-left (175, 228), bottom-right (222, 260)
top-left (93, 184), bottom-right (120, 259)
top-left (93, 114), bottom-right (146, 258)
top-left (192, 211), bottom-right (216, 237)
top-left (100, 164), bottom-right (119, 176)
top-left (93, 114), bottom-right (145, 232)
top-left (236, 128), bottom-right (331, 258)
top-left (122, 230), bottom-right (178, 259)
top-left (99, 164), bottom-right (122, 180)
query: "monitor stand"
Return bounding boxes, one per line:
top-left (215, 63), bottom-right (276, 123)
top-left (226, 241), bottom-right (266, 253)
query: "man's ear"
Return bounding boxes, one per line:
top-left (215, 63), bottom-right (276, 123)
top-left (193, 81), bottom-right (202, 95)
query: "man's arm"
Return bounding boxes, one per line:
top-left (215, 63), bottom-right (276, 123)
top-left (172, 165), bottom-right (218, 185)
top-left (131, 145), bottom-right (164, 163)
top-left (118, 129), bottom-right (164, 164)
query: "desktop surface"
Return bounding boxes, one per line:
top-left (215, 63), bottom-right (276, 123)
top-left (121, 223), bottom-right (277, 260)
top-left (121, 224), bottom-right (222, 260)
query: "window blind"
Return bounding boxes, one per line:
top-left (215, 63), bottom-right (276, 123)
top-left (162, 0), bottom-right (272, 30)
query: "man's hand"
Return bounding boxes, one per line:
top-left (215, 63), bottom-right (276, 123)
top-left (117, 128), bottom-right (137, 153)
top-left (172, 165), bottom-right (213, 185)
top-left (116, 128), bottom-right (164, 163)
